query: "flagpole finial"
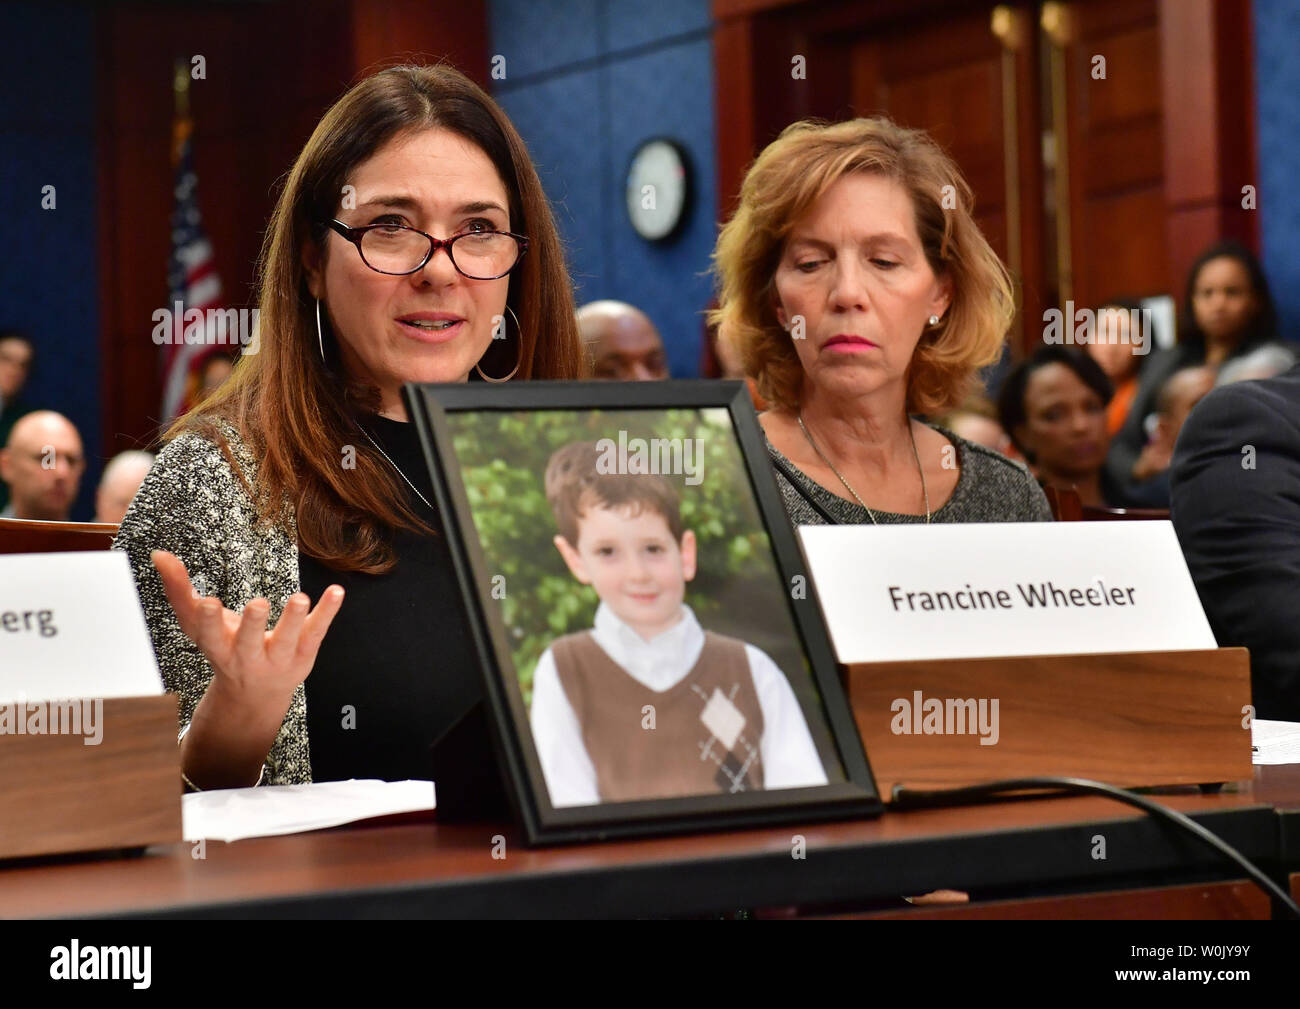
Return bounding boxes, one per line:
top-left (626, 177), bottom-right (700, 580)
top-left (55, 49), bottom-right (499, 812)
top-left (173, 58), bottom-right (190, 116)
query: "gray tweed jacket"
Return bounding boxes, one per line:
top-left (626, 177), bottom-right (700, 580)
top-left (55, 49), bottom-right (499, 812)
top-left (112, 418), bottom-right (312, 786)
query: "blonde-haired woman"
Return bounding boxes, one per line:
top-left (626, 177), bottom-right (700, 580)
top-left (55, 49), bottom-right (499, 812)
top-left (712, 117), bottom-right (1050, 525)
top-left (114, 64), bottom-right (583, 790)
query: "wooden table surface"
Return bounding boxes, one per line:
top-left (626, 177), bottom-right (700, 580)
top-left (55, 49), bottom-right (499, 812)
top-left (3, 766), bottom-right (1297, 918)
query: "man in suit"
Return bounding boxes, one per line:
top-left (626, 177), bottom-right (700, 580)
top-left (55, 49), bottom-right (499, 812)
top-left (1170, 363), bottom-right (1300, 721)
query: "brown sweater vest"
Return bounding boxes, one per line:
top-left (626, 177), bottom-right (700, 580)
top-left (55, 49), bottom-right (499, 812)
top-left (551, 629), bottom-right (765, 803)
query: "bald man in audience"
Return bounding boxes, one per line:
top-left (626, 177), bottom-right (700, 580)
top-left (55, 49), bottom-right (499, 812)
top-left (1126, 365), bottom-right (1216, 507)
top-left (0, 410), bottom-right (86, 520)
top-left (94, 450), bottom-right (155, 524)
top-left (577, 300), bottom-right (669, 380)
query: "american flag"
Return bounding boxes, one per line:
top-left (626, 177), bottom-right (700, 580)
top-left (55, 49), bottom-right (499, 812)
top-left (161, 114), bottom-right (223, 421)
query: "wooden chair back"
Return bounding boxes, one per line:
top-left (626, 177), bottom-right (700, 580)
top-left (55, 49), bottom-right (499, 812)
top-left (1043, 485), bottom-right (1169, 521)
top-left (0, 518), bottom-right (119, 554)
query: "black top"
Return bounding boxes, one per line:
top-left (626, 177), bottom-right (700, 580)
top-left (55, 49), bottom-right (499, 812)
top-left (300, 413), bottom-right (480, 782)
top-left (1170, 363), bottom-right (1300, 722)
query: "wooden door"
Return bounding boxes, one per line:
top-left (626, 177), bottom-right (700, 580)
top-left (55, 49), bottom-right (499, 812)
top-left (716, 0), bottom-right (1046, 352)
top-left (713, 0), bottom-right (1256, 357)
top-left (1048, 0), bottom-right (1169, 312)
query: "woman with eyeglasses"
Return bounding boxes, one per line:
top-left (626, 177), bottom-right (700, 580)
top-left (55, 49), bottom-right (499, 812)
top-left (112, 64), bottom-right (583, 790)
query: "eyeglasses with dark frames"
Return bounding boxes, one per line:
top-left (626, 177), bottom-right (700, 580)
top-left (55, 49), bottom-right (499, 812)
top-left (324, 219), bottom-right (529, 280)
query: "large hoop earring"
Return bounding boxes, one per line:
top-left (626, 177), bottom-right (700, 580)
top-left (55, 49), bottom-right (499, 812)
top-left (315, 298), bottom-right (326, 363)
top-left (475, 304), bottom-right (522, 383)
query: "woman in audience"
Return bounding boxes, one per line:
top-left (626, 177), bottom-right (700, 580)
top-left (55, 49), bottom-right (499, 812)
top-left (113, 64), bottom-right (583, 789)
top-left (711, 116), bottom-right (1050, 525)
top-left (1106, 240), bottom-right (1286, 490)
top-left (934, 393), bottom-right (1012, 457)
top-left (997, 345), bottom-right (1129, 508)
top-left (1085, 298), bottom-right (1148, 438)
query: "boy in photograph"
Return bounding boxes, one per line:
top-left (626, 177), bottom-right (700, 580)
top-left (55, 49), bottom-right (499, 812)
top-left (530, 440), bottom-right (828, 807)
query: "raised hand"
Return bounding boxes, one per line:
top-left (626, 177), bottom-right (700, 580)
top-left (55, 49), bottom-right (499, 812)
top-left (151, 549), bottom-right (344, 706)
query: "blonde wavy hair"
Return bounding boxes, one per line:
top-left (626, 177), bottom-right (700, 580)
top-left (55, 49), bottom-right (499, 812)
top-left (709, 117), bottom-right (1015, 415)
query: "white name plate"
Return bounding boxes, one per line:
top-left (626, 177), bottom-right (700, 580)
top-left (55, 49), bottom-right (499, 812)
top-left (0, 551), bottom-right (164, 704)
top-left (798, 521), bottom-right (1216, 663)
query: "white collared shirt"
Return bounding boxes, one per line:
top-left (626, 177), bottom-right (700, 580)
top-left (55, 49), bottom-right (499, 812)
top-left (530, 602), bottom-right (829, 807)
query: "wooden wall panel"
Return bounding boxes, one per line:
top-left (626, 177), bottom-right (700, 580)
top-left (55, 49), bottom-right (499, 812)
top-left (1060, 0), bottom-right (1169, 309)
top-left (713, 16), bottom-right (757, 219)
top-left (1159, 0), bottom-right (1258, 300)
top-left (96, 0), bottom-right (488, 457)
top-left (706, 0), bottom-right (1257, 358)
top-left (1079, 188), bottom-right (1170, 308)
top-left (350, 0), bottom-right (488, 82)
top-left (715, 0), bottom-right (1046, 355)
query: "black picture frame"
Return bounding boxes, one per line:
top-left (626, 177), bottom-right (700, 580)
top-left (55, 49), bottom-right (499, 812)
top-left (405, 379), bottom-right (882, 844)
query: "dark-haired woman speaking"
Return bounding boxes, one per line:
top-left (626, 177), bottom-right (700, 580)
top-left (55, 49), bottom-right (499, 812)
top-left (113, 65), bottom-right (583, 790)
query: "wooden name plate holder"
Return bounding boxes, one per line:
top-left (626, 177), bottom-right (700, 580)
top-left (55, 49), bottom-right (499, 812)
top-left (844, 648), bottom-right (1253, 799)
top-left (0, 694), bottom-right (182, 860)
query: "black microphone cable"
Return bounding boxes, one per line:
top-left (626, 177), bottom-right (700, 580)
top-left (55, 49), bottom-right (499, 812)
top-left (891, 775), bottom-right (1300, 918)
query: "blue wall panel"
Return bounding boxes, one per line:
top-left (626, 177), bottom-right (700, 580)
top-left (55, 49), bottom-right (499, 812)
top-left (604, 37), bottom-right (716, 375)
top-left (496, 68), bottom-right (609, 308)
top-left (488, 0), bottom-right (603, 80)
top-left (1254, 0), bottom-right (1300, 343)
top-left (0, 2), bottom-right (100, 519)
top-left (605, 0), bottom-right (712, 52)
top-left (491, 0), bottom-right (715, 377)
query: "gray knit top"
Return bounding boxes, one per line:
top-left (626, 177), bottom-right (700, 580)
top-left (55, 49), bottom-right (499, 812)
top-left (765, 423), bottom-right (1054, 525)
top-left (112, 418), bottom-right (311, 786)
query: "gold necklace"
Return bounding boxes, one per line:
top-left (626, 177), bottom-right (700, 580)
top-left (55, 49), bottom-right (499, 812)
top-left (356, 422), bottom-right (434, 512)
top-left (796, 412), bottom-right (931, 524)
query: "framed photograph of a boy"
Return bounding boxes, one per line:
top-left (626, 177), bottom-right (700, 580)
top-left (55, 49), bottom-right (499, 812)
top-left (406, 380), bottom-right (882, 844)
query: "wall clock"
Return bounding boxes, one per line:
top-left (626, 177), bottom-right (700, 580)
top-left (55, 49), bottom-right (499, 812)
top-left (625, 138), bottom-right (691, 242)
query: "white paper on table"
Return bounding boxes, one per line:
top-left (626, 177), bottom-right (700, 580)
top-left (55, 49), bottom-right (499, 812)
top-left (1251, 720), bottom-right (1300, 765)
top-left (182, 779), bottom-right (436, 843)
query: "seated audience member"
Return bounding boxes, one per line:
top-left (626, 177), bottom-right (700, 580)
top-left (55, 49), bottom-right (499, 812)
top-left (1170, 362), bottom-right (1300, 721)
top-left (935, 393), bottom-right (1012, 457)
top-left (1215, 342), bottom-right (1296, 386)
top-left (713, 318), bottom-right (768, 411)
top-left (577, 300), bottom-right (669, 380)
top-left (1124, 365), bottom-right (1215, 507)
top-left (531, 441), bottom-right (827, 807)
top-left (1085, 298), bottom-right (1148, 437)
top-left (94, 450), bottom-right (155, 524)
top-left (712, 319), bottom-right (745, 380)
top-left (710, 116), bottom-right (1051, 525)
top-left (0, 331), bottom-right (35, 511)
top-left (997, 345), bottom-right (1128, 508)
top-left (1107, 240), bottom-right (1291, 491)
top-left (198, 352), bottom-right (236, 401)
top-left (111, 64), bottom-right (582, 791)
top-left (0, 410), bottom-right (86, 521)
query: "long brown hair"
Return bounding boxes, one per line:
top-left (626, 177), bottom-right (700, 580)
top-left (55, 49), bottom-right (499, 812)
top-left (169, 63), bottom-right (583, 574)
top-left (710, 116), bottom-right (1014, 415)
